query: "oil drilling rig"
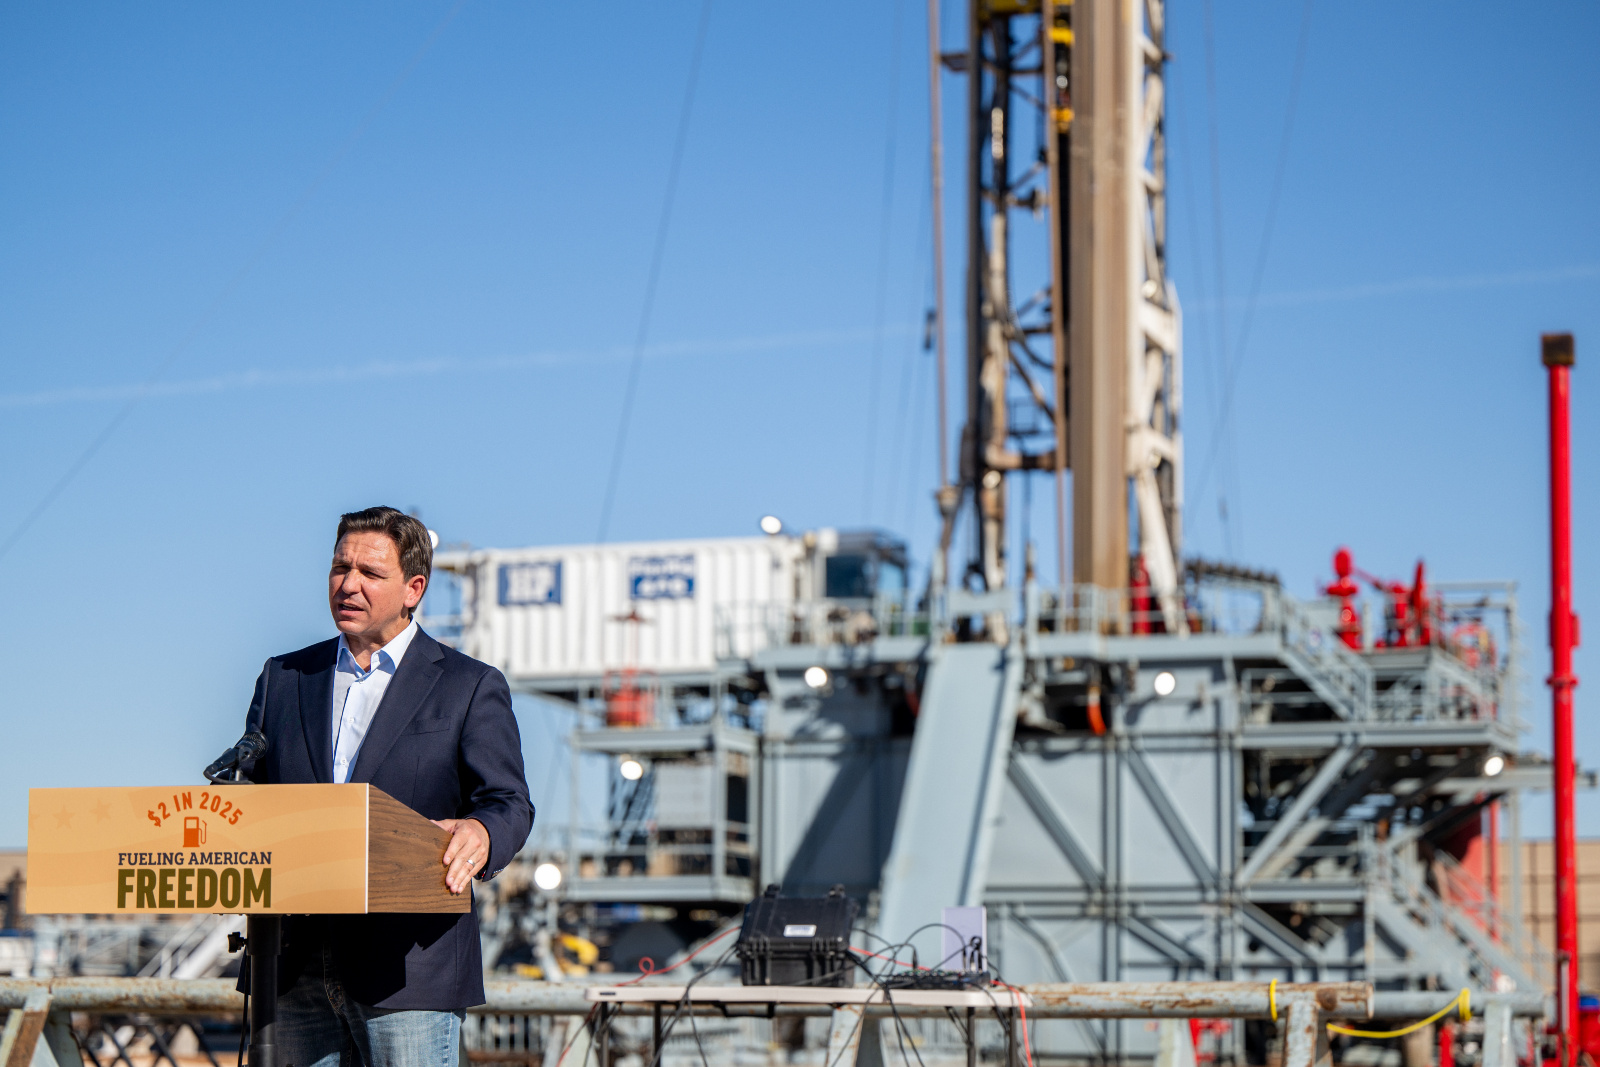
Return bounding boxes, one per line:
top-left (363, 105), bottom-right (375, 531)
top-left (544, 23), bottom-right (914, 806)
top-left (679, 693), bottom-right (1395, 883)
top-left (425, 0), bottom-right (1568, 1062)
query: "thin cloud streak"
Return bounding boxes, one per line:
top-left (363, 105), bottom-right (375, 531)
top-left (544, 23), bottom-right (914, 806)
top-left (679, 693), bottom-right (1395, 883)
top-left (0, 327), bottom-right (911, 410)
top-left (1187, 263), bottom-right (1600, 311)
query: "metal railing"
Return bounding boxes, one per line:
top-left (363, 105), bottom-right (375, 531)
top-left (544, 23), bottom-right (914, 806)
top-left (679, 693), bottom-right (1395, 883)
top-left (3, 977), bottom-right (1381, 1016)
top-left (1373, 846), bottom-right (1551, 992)
top-left (0, 978), bottom-right (1548, 1067)
top-left (710, 580), bottom-right (1516, 729)
top-left (714, 597), bottom-right (929, 659)
top-left (1429, 847), bottom-right (1554, 987)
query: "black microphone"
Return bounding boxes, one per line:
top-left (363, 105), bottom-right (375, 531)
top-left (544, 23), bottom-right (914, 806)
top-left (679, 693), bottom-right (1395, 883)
top-left (204, 730), bottom-right (269, 784)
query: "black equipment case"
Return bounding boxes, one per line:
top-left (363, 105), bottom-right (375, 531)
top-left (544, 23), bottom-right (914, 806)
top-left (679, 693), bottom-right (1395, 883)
top-left (735, 884), bottom-right (858, 987)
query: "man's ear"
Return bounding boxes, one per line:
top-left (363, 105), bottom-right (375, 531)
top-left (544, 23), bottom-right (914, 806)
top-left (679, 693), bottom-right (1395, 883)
top-left (406, 575), bottom-right (428, 611)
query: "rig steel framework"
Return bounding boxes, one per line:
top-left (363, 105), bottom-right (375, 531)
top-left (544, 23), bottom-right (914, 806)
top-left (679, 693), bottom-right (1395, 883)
top-left (417, 2), bottom-right (1573, 1065)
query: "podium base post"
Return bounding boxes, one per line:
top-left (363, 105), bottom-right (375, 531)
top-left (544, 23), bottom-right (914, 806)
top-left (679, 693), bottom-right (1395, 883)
top-left (247, 915), bottom-right (282, 1067)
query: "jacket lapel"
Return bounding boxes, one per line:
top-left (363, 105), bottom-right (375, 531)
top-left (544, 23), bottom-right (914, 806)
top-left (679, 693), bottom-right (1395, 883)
top-left (297, 641), bottom-right (338, 784)
top-left (348, 629), bottom-right (446, 785)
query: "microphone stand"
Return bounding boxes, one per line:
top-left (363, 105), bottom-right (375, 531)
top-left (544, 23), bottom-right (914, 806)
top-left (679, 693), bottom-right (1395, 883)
top-left (208, 729), bottom-right (282, 1067)
top-left (245, 908), bottom-right (282, 1067)
top-left (240, 759), bottom-right (282, 1067)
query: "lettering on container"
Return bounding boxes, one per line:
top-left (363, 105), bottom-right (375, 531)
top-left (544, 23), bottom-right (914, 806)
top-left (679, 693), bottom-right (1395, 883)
top-left (629, 555), bottom-right (694, 600)
top-left (499, 561), bottom-right (561, 606)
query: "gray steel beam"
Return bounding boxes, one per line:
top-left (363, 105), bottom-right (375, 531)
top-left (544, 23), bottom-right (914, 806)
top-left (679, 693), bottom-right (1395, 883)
top-left (824, 1005), bottom-right (868, 1067)
top-left (1370, 992), bottom-right (1544, 1020)
top-left (1007, 757), bottom-right (1103, 886)
top-left (1282, 995), bottom-right (1331, 1067)
top-left (1027, 632), bottom-right (1283, 661)
top-left (1243, 882), bottom-right (1366, 904)
top-left (1236, 742), bottom-right (1358, 884)
top-left (1482, 999), bottom-right (1515, 1067)
top-left (1238, 903), bottom-right (1322, 969)
top-left (877, 644), bottom-right (1021, 950)
top-left (1126, 744), bottom-right (1217, 885)
top-left (1125, 915), bottom-right (1206, 969)
top-left (749, 637), bottom-right (930, 672)
top-left (1436, 767), bottom-right (1600, 797)
top-left (1239, 722), bottom-right (1518, 751)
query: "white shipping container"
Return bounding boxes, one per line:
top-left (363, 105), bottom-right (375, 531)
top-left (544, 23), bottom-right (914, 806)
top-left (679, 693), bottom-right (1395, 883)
top-left (434, 535), bottom-right (807, 681)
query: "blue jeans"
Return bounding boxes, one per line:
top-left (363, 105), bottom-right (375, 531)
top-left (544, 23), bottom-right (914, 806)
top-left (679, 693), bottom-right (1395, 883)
top-left (274, 947), bottom-right (463, 1067)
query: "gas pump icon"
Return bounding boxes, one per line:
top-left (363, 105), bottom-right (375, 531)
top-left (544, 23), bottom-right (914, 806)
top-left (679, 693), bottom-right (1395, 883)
top-left (183, 816), bottom-right (206, 847)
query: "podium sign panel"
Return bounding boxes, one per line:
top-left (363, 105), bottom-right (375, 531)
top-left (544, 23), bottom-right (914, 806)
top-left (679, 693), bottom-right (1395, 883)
top-left (26, 784), bottom-right (466, 915)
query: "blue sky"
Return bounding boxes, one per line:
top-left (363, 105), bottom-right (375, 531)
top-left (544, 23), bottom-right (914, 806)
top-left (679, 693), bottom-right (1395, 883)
top-left (1, 0), bottom-right (1597, 847)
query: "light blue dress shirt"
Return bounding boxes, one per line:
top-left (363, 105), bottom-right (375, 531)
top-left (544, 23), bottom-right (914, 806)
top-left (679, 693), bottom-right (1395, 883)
top-left (331, 620), bottom-right (419, 784)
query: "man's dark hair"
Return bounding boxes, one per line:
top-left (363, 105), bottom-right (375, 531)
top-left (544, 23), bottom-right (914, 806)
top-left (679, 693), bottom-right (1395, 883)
top-left (336, 507), bottom-right (434, 608)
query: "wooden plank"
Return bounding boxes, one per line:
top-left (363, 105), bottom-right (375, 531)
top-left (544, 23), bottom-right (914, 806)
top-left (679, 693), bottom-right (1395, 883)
top-left (366, 788), bottom-right (469, 914)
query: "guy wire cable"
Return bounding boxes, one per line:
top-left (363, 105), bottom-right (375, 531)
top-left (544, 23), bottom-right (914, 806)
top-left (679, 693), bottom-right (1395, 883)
top-left (861, 0), bottom-right (909, 525)
top-left (594, 0), bottom-right (714, 543)
top-left (0, 0), bottom-right (473, 566)
top-left (1188, 0), bottom-right (1316, 518)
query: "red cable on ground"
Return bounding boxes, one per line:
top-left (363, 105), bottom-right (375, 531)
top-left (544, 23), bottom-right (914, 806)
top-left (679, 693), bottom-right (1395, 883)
top-left (613, 925), bottom-right (739, 987)
top-left (997, 982), bottom-right (1036, 1067)
top-left (554, 1006), bottom-right (599, 1067)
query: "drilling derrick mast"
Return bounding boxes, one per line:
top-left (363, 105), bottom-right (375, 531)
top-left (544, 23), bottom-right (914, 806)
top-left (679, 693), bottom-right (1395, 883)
top-left (951, 0), bottom-right (1181, 627)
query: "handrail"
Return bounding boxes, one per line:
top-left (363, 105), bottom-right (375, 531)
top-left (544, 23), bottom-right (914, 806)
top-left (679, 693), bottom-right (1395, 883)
top-left (1375, 847), bottom-right (1551, 990)
top-left (0, 978), bottom-right (1370, 1019)
top-left (0, 977), bottom-right (1547, 1020)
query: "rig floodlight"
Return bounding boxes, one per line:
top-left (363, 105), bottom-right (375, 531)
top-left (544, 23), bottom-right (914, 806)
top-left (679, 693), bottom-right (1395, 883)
top-left (533, 863), bottom-right (563, 891)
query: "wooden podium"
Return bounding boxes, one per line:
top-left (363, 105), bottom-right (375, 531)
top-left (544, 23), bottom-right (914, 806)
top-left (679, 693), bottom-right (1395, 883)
top-left (26, 783), bottom-right (468, 916)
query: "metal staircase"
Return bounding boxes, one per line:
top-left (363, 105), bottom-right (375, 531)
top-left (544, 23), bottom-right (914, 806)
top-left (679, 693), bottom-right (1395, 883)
top-left (1273, 592), bottom-right (1375, 721)
top-left (137, 915), bottom-right (243, 979)
top-left (1373, 846), bottom-right (1550, 991)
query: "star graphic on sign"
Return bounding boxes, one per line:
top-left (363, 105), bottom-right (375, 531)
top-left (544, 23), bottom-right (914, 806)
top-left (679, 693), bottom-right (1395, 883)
top-left (92, 799), bottom-right (112, 823)
top-left (54, 807), bottom-right (74, 829)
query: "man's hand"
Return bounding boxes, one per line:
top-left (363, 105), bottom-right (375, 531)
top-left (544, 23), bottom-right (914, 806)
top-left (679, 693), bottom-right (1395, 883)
top-left (432, 818), bottom-right (492, 894)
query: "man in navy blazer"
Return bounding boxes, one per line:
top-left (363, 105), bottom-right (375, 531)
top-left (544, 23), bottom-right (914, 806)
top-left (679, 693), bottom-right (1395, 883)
top-left (241, 506), bottom-right (534, 1067)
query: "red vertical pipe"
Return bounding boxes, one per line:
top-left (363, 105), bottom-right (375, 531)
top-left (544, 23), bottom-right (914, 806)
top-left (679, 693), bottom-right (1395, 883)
top-left (1488, 801), bottom-right (1500, 941)
top-left (1544, 331), bottom-right (1580, 1066)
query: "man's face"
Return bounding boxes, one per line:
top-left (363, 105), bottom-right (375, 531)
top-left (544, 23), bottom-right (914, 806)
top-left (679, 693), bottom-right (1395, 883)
top-left (328, 532), bottom-right (426, 640)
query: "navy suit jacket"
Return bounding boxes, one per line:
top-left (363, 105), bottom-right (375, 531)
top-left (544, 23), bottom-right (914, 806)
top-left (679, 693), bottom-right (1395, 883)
top-left (240, 627), bottom-right (534, 1010)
